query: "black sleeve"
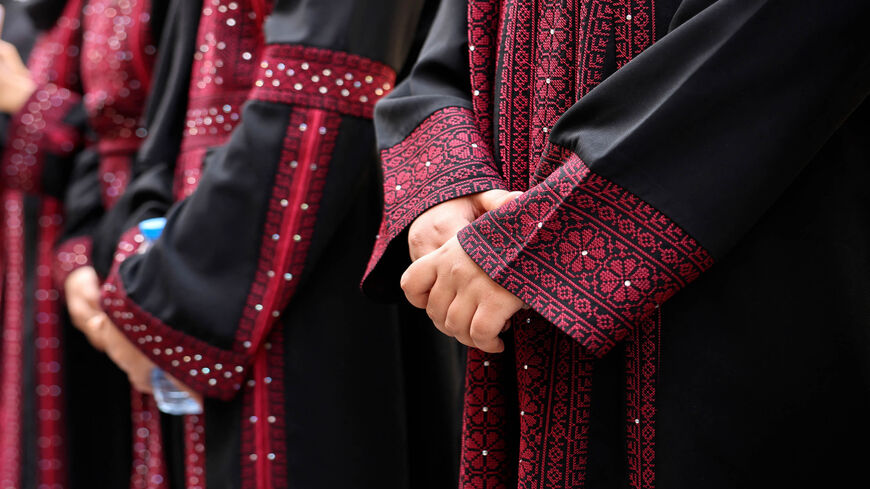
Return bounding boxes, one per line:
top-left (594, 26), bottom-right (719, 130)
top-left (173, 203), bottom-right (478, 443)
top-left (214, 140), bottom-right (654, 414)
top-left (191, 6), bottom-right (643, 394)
top-left (454, 0), bottom-right (870, 356)
top-left (100, 0), bottom-right (435, 400)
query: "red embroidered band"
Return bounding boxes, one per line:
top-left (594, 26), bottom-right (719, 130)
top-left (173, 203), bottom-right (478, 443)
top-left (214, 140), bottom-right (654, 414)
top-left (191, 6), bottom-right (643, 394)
top-left (250, 44), bottom-right (396, 119)
top-left (363, 106), bottom-right (506, 282)
top-left (458, 145), bottom-right (714, 358)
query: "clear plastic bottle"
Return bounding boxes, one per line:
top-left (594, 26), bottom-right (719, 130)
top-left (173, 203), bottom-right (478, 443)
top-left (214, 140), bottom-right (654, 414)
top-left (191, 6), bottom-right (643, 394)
top-left (138, 217), bottom-right (203, 415)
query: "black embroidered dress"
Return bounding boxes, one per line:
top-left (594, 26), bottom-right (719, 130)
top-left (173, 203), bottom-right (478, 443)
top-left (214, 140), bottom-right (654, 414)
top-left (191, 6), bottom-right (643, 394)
top-left (99, 1), bottom-right (465, 488)
top-left (364, 0), bottom-right (870, 488)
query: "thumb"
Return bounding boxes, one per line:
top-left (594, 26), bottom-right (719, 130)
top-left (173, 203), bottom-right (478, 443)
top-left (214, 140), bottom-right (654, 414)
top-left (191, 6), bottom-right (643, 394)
top-left (475, 189), bottom-right (523, 213)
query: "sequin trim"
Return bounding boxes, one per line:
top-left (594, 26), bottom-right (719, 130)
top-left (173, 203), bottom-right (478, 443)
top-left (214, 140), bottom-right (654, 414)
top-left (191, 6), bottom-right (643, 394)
top-left (250, 44), bottom-right (396, 119)
top-left (102, 227), bottom-right (248, 400)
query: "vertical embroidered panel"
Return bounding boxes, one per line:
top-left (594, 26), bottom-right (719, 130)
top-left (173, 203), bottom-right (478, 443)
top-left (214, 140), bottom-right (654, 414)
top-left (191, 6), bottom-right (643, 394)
top-left (468, 0), bottom-right (501, 154)
top-left (459, 347), bottom-right (513, 489)
top-left (515, 319), bottom-right (594, 489)
top-left (81, 0), bottom-right (157, 208)
top-left (0, 191), bottom-right (26, 489)
top-left (625, 310), bottom-right (659, 489)
top-left (175, 0), bottom-right (273, 200)
top-left (238, 107), bottom-right (340, 489)
top-left (35, 199), bottom-right (68, 489)
top-left (130, 393), bottom-right (169, 489)
top-left (185, 414), bottom-right (207, 489)
top-left (616, 2), bottom-right (657, 487)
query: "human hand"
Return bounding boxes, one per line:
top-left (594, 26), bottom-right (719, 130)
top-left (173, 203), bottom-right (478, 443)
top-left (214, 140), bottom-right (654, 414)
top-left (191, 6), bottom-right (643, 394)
top-left (92, 313), bottom-right (156, 393)
top-left (0, 40), bottom-right (30, 77)
top-left (401, 236), bottom-right (525, 353)
top-left (93, 314), bottom-right (204, 406)
top-left (407, 189), bottom-right (521, 261)
top-left (64, 266), bottom-right (106, 350)
top-left (0, 40), bottom-right (33, 114)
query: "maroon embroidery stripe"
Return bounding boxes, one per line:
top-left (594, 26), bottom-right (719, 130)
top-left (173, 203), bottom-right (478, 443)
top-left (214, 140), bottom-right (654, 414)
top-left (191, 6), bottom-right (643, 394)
top-left (0, 191), bottom-right (26, 489)
top-left (80, 0), bottom-right (154, 145)
top-left (35, 198), bottom-right (68, 489)
top-left (238, 108), bottom-right (337, 489)
top-left (234, 107), bottom-right (339, 356)
top-left (97, 143), bottom-right (141, 210)
top-left (185, 414), bottom-right (207, 489)
top-left (130, 392), bottom-right (169, 489)
top-left (528, 0), bottom-right (580, 181)
top-left (617, 3), bottom-right (658, 487)
top-left (459, 348), bottom-right (512, 489)
top-left (575, 0), bottom-right (615, 98)
top-left (467, 0), bottom-right (500, 152)
top-left (515, 318), bottom-right (594, 489)
top-left (177, 0), bottom-right (271, 199)
top-left (625, 309), bottom-right (660, 489)
top-left (364, 106), bottom-right (505, 281)
top-left (458, 146), bottom-right (713, 358)
top-left (250, 45), bottom-right (396, 119)
top-left (241, 331), bottom-right (288, 489)
top-left (26, 0), bottom-right (85, 89)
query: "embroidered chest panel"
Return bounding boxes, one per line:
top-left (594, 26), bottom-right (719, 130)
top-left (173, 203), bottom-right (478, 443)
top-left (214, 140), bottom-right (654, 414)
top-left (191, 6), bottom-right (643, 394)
top-left (176, 0), bottom-right (274, 199)
top-left (469, 0), bottom-right (654, 190)
top-left (80, 0), bottom-right (156, 142)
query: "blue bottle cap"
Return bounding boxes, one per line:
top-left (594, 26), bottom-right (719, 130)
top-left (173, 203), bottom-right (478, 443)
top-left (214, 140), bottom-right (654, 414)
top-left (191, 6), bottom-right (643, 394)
top-left (138, 217), bottom-right (167, 242)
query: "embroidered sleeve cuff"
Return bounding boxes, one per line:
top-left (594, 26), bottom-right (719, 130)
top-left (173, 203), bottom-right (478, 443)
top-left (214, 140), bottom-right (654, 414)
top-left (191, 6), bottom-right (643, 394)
top-left (54, 236), bottom-right (93, 290)
top-left (457, 146), bottom-right (714, 357)
top-left (362, 107), bottom-right (506, 296)
top-left (2, 84), bottom-right (82, 193)
top-left (100, 227), bottom-right (247, 400)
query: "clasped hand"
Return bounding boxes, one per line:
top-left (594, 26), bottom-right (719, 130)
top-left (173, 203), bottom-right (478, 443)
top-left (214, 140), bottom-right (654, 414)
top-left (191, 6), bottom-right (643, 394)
top-left (400, 190), bottom-right (526, 353)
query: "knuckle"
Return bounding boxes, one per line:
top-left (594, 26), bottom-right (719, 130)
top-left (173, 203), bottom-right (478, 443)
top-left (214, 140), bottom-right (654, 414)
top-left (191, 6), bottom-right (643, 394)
top-left (469, 327), bottom-right (487, 343)
top-left (407, 229), bottom-right (427, 250)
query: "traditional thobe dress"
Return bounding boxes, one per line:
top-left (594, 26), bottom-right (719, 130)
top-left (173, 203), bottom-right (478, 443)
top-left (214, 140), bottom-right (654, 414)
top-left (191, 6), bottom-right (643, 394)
top-left (0, 0), bottom-right (169, 487)
top-left (0, 2), bottom-right (82, 488)
top-left (364, 0), bottom-right (870, 487)
top-left (99, 1), bottom-right (465, 488)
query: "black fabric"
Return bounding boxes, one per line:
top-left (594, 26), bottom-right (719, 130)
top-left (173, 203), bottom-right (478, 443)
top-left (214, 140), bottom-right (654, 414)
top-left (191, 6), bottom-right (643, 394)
top-left (160, 413), bottom-right (188, 489)
top-left (203, 398), bottom-right (242, 489)
top-left (23, 0), bottom-right (68, 31)
top-left (655, 100), bottom-right (870, 488)
top-left (584, 343), bottom-right (627, 489)
top-left (396, 305), bottom-right (465, 489)
top-left (373, 0), bottom-right (472, 150)
top-left (61, 307), bottom-right (133, 489)
top-left (265, 0), bottom-right (425, 70)
top-left (58, 147), bottom-right (102, 242)
top-left (123, 100), bottom-right (290, 348)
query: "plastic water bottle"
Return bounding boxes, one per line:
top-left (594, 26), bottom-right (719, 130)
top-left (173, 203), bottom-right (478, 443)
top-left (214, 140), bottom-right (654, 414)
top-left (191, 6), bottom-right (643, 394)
top-left (138, 218), bottom-right (203, 415)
